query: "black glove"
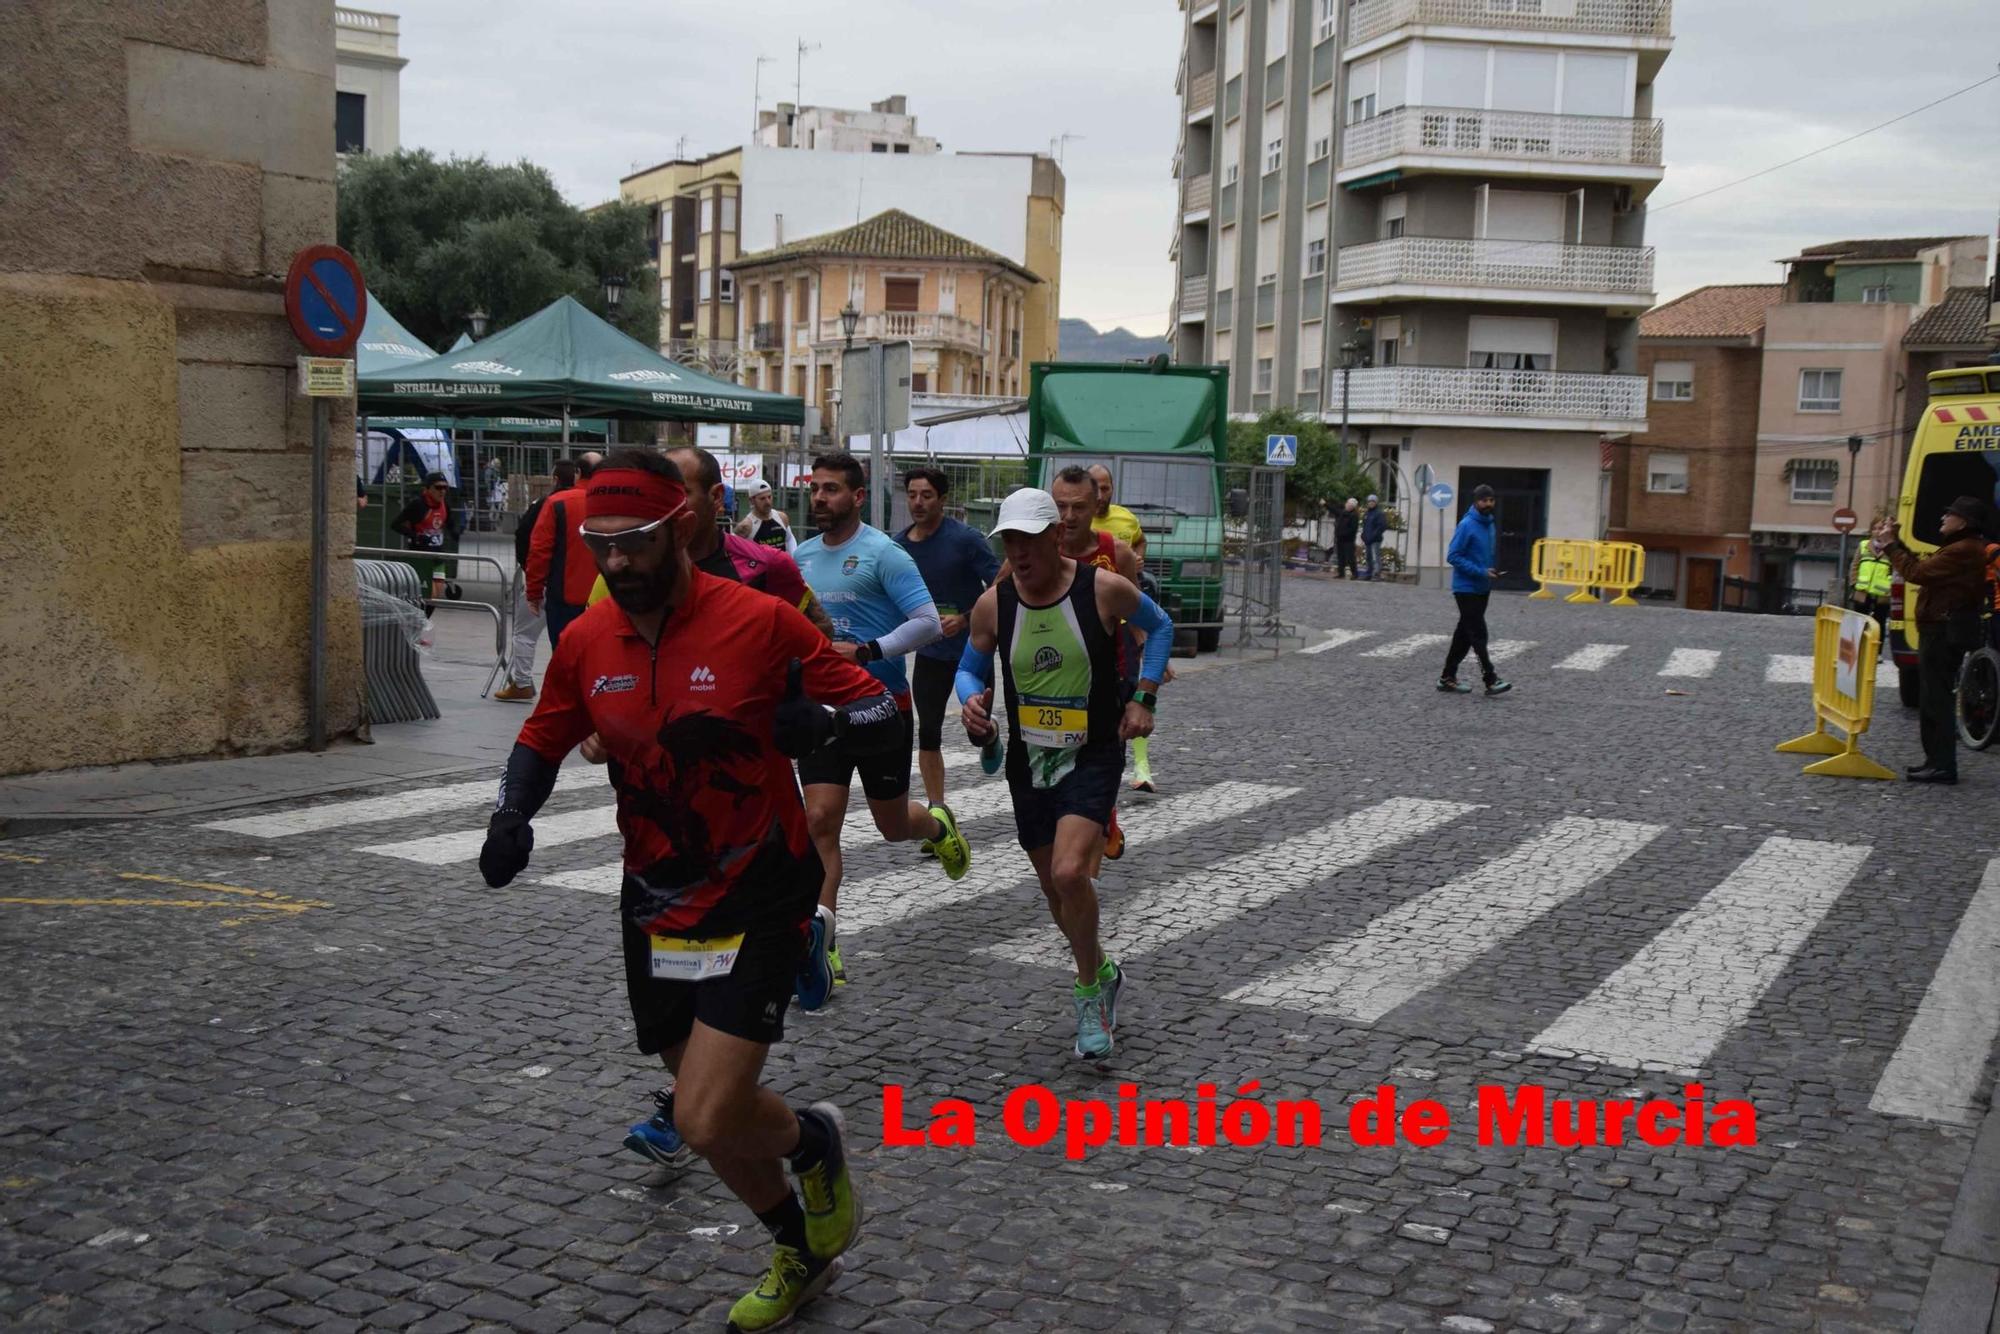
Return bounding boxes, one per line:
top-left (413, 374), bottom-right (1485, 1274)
top-left (772, 658), bottom-right (835, 758)
top-left (479, 809), bottom-right (534, 887)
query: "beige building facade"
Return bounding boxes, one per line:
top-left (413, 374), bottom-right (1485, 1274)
top-left (334, 6), bottom-right (403, 155)
top-left (0, 1), bottom-right (364, 775)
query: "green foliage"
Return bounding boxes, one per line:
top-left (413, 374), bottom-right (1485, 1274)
top-left (337, 150), bottom-right (660, 352)
top-left (1224, 407), bottom-right (1379, 511)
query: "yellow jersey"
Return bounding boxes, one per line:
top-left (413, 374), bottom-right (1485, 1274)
top-left (1092, 504), bottom-right (1143, 550)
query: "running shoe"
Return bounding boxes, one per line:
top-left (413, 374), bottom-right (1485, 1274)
top-left (795, 911), bottom-right (834, 1012)
top-left (828, 946), bottom-right (846, 987)
top-left (1484, 679), bottom-right (1514, 697)
top-left (1098, 957), bottom-right (1124, 1033)
top-left (725, 1245), bottom-right (839, 1333)
top-left (622, 1087), bottom-right (691, 1168)
top-left (1103, 808), bottom-right (1125, 861)
top-left (794, 1102), bottom-right (864, 1262)
top-left (928, 804), bottom-right (971, 881)
top-left (1073, 980), bottom-right (1114, 1060)
top-left (979, 735), bottom-right (1005, 776)
top-left (1436, 678), bottom-right (1472, 694)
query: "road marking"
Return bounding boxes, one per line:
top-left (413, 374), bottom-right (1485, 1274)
top-left (1555, 644), bottom-right (1627, 672)
top-left (0, 896), bottom-right (316, 914)
top-left (1658, 648), bottom-right (1720, 678)
top-left (1487, 640), bottom-right (1537, 663)
top-left (840, 782), bottom-right (1298, 934)
top-left (1228, 817), bottom-right (1663, 1021)
top-left (1301, 630), bottom-right (1376, 656)
top-left (984, 796), bottom-right (1477, 969)
top-left (538, 777), bottom-right (1019, 896)
top-left (203, 769), bottom-right (599, 838)
top-left (1362, 634), bottom-right (1450, 659)
top-left (1528, 836), bottom-right (1871, 1073)
top-left (1766, 654), bottom-right (1814, 684)
top-left (1869, 858), bottom-right (2000, 1125)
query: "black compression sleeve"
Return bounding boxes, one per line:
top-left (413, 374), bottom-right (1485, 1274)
top-left (496, 742), bottom-right (561, 819)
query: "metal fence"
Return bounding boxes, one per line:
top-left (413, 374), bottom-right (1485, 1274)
top-left (1221, 464), bottom-right (1298, 653)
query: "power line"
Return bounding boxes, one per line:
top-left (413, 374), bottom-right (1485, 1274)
top-left (1649, 67), bottom-right (2000, 218)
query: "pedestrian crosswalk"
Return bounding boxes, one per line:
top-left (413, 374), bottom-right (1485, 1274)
top-left (1302, 628), bottom-right (1899, 687)
top-left (195, 763), bottom-right (1997, 1127)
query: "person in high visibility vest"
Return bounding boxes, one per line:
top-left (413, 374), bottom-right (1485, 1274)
top-left (1851, 544), bottom-right (1892, 642)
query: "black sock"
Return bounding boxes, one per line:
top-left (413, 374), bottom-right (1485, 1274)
top-left (786, 1107), bottom-right (830, 1172)
top-left (755, 1192), bottom-right (808, 1252)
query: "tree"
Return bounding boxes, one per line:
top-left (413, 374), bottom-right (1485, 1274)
top-left (337, 150), bottom-right (660, 352)
top-left (1225, 407), bottom-right (1380, 514)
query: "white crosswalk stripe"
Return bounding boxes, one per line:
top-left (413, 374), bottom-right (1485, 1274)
top-left (984, 796), bottom-right (1477, 969)
top-left (839, 782), bottom-right (1296, 935)
top-left (1228, 816), bottom-right (1663, 1022)
top-left (1361, 633), bottom-right (1450, 659)
top-left (1301, 629), bottom-right (1377, 655)
top-left (201, 769), bottom-right (599, 838)
top-left (1486, 639), bottom-right (1536, 663)
top-left (1765, 654), bottom-right (1814, 684)
top-left (1869, 859), bottom-right (2000, 1126)
top-left (1554, 644), bottom-right (1627, 672)
top-left (1528, 836), bottom-right (1871, 1074)
top-left (1658, 648), bottom-right (1720, 678)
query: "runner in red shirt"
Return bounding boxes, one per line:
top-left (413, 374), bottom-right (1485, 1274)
top-left (478, 448), bottom-right (888, 1331)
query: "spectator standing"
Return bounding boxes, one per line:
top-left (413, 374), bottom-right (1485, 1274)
top-left (736, 479), bottom-right (798, 553)
top-left (1360, 495), bottom-right (1388, 580)
top-left (1873, 497), bottom-right (1992, 784)
top-left (525, 454), bottom-right (600, 647)
top-left (1332, 498), bottom-right (1360, 579)
top-left (493, 459), bottom-right (575, 702)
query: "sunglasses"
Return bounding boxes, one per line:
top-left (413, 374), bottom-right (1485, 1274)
top-left (578, 504), bottom-right (687, 557)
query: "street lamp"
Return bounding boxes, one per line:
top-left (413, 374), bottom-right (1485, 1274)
top-left (1840, 433), bottom-right (1864, 605)
top-left (602, 273), bottom-right (627, 310)
top-left (1339, 338), bottom-right (1363, 471)
top-left (467, 308), bottom-right (489, 339)
top-left (840, 300), bottom-right (860, 349)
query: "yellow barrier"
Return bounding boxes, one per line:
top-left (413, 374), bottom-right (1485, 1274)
top-left (1529, 538), bottom-right (1645, 604)
top-left (1774, 606), bottom-right (1896, 780)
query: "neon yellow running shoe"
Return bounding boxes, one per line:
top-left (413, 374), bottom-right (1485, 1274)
top-left (927, 804), bottom-right (971, 882)
top-left (725, 1244), bottom-right (839, 1333)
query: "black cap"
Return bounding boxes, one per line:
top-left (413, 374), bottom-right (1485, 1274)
top-left (1944, 495), bottom-right (1990, 527)
top-left (1472, 484), bottom-right (1497, 501)
top-left (423, 471), bottom-right (448, 486)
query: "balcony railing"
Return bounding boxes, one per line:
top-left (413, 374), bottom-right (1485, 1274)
top-left (1182, 273), bottom-right (1211, 308)
top-left (816, 311), bottom-right (986, 348)
top-left (1183, 172), bottom-right (1212, 213)
top-left (1189, 69), bottom-right (1216, 111)
top-left (1340, 106), bottom-right (1663, 172)
top-left (749, 321), bottom-right (784, 351)
top-left (1335, 236), bottom-right (1654, 296)
top-left (1345, 365), bottom-right (1646, 423)
top-left (1344, 0), bottom-right (1671, 48)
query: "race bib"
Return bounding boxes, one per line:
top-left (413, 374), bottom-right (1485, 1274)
top-left (1017, 698), bottom-right (1088, 750)
top-left (648, 932), bottom-right (745, 982)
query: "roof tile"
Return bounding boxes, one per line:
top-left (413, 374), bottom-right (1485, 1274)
top-left (1903, 286), bottom-right (1997, 348)
top-left (731, 208), bottom-right (1039, 281)
top-left (1640, 284), bottom-right (1783, 340)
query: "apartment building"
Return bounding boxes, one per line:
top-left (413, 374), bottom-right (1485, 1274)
top-left (729, 210), bottom-right (1040, 440)
top-left (620, 149), bottom-right (746, 373)
top-left (335, 7), bottom-right (404, 155)
top-left (1169, 0), bottom-right (1671, 585)
top-left (1607, 285), bottom-right (1778, 610)
top-left (755, 94), bottom-right (941, 154)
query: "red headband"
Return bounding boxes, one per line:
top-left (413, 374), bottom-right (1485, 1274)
top-left (584, 468), bottom-right (687, 522)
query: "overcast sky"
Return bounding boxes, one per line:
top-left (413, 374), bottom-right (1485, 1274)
top-left (397, 1), bottom-right (1999, 335)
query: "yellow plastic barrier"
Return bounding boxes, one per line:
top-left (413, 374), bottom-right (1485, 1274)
top-left (1529, 538), bottom-right (1645, 604)
top-left (1774, 607), bottom-right (1896, 781)
top-left (1595, 541), bottom-right (1645, 607)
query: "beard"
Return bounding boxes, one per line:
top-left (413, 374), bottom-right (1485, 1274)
top-left (605, 558), bottom-right (680, 615)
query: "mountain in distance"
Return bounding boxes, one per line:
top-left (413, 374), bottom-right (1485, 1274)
top-left (1058, 318), bottom-right (1170, 363)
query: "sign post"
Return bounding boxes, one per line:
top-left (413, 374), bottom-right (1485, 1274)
top-left (1264, 434), bottom-right (1298, 467)
top-left (840, 342), bottom-right (912, 529)
top-left (1831, 505), bottom-right (1860, 606)
top-left (284, 245), bottom-right (367, 753)
top-left (1426, 481), bottom-right (1455, 589)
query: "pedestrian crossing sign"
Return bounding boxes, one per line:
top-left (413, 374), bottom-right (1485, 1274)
top-left (1265, 434), bottom-right (1298, 467)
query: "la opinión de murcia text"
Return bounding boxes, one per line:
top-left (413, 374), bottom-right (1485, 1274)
top-left (882, 1082), bottom-right (1758, 1162)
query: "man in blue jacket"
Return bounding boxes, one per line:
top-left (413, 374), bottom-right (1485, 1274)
top-left (1360, 495), bottom-right (1389, 580)
top-left (1438, 484), bottom-right (1512, 696)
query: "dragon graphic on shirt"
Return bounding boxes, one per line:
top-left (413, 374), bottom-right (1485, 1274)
top-left (620, 708), bottom-right (771, 921)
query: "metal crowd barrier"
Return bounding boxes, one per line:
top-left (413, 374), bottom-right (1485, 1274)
top-left (354, 560), bottom-right (441, 724)
top-left (1775, 607), bottom-right (1895, 780)
top-left (354, 547), bottom-right (509, 701)
top-left (1528, 538), bottom-right (1645, 605)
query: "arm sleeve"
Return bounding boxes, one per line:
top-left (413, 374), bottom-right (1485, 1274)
top-left (875, 544), bottom-right (942, 656)
top-left (955, 639), bottom-right (995, 705)
top-left (1129, 593), bottom-right (1174, 682)
top-left (495, 742), bottom-right (561, 819)
top-left (525, 498), bottom-right (558, 602)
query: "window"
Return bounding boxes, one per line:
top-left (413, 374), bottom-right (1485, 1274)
top-left (1301, 364), bottom-right (1322, 393)
top-left (884, 277), bottom-right (922, 312)
top-left (1376, 315), bottom-right (1401, 367)
top-left (1225, 162), bottom-right (1240, 185)
top-left (912, 371), bottom-right (929, 392)
top-left (1798, 368), bottom-right (1843, 412)
top-left (721, 195), bottom-right (737, 233)
top-left (1468, 315), bottom-right (1556, 371)
top-left (1305, 237), bottom-right (1326, 276)
top-left (1255, 357), bottom-right (1274, 393)
top-left (1265, 136), bottom-right (1283, 173)
top-left (335, 91), bottom-right (366, 153)
top-left (719, 272), bottom-right (735, 304)
top-left (871, 143), bottom-right (889, 153)
top-left (1347, 92), bottom-right (1376, 124)
top-left (1788, 458), bottom-right (1839, 504)
top-left (1382, 194), bottom-right (1407, 240)
top-left (1652, 360), bottom-right (1694, 401)
top-left (1646, 451), bottom-right (1689, 494)
top-left (698, 269), bottom-right (713, 301)
top-left (698, 198), bottom-right (713, 234)
top-left (1861, 284), bottom-right (1893, 303)
top-left (894, 143), bottom-right (910, 153)
top-left (1317, 0), bottom-right (1338, 40)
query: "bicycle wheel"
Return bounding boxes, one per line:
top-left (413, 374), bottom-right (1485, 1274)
top-left (1958, 647), bottom-right (2000, 751)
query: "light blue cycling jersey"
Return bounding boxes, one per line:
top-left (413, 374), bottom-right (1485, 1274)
top-left (794, 523), bottom-right (936, 696)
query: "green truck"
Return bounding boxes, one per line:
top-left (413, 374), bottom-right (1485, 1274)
top-left (1026, 360), bottom-right (1228, 652)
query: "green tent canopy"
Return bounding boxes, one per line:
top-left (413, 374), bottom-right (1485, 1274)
top-left (358, 294), bottom-right (803, 426)
top-left (448, 332), bottom-right (474, 352)
top-left (365, 415), bottom-right (611, 437)
top-left (354, 289), bottom-right (438, 375)
top-left (353, 296), bottom-right (612, 436)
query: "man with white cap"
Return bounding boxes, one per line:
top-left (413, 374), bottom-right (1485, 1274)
top-left (735, 478), bottom-right (797, 555)
top-left (955, 489), bottom-right (1176, 1060)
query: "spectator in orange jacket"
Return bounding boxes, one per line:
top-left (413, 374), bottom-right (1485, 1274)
top-left (525, 450), bottom-right (604, 646)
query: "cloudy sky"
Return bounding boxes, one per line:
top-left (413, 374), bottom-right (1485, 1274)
top-left (397, 1), bottom-right (1999, 335)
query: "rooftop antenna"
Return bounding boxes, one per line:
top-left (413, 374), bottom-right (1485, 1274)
top-left (1050, 131), bottom-right (1084, 164)
top-left (753, 54), bottom-right (777, 137)
top-left (795, 37), bottom-right (822, 140)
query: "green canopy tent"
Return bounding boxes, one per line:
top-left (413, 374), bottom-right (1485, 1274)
top-left (447, 332), bottom-right (473, 352)
top-left (357, 294), bottom-right (804, 436)
top-left (354, 289), bottom-right (438, 374)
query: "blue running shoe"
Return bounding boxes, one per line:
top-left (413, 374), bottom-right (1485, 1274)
top-left (795, 910), bottom-right (834, 1012)
top-left (624, 1088), bottom-right (691, 1167)
top-left (979, 734), bottom-right (1004, 776)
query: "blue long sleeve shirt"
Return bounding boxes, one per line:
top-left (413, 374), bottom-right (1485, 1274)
top-left (1447, 509), bottom-right (1497, 594)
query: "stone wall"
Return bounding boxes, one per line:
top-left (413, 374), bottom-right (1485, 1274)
top-left (0, 1), bottom-right (365, 775)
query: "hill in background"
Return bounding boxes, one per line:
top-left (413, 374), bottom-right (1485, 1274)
top-left (1058, 318), bottom-right (1171, 363)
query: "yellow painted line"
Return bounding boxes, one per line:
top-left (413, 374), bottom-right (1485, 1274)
top-left (0, 896), bottom-right (316, 913)
top-left (0, 852), bottom-right (47, 864)
top-left (114, 872), bottom-right (329, 909)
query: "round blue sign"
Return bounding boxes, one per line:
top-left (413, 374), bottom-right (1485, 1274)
top-left (1427, 482), bottom-right (1455, 510)
top-left (284, 245), bottom-right (366, 356)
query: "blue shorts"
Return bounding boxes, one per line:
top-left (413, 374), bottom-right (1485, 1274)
top-left (1007, 743), bottom-right (1124, 851)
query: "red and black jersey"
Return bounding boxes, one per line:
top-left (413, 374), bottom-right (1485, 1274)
top-left (516, 571), bottom-right (886, 936)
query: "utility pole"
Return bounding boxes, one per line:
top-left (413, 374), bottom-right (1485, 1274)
top-left (1840, 433), bottom-right (1863, 604)
top-left (752, 55), bottom-right (776, 136)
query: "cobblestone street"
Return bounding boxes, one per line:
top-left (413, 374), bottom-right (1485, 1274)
top-left (5, 578), bottom-right (1998, 1332)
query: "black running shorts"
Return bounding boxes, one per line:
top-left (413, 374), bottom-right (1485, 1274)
top-left (619, 880), bottom-right (806, 1052)
top-left (795, 708), bottom-right (914, 801)
top-left (1008, 742), bottom-right (1125, 851)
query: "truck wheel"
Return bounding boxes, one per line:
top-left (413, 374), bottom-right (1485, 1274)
top-left (1897, 664), bottom-right (1920, 708)
top-left (1197, 627), bottom-right (1221, 653)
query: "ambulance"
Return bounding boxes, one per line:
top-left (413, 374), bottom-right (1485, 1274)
top-left (1887, 365), bottom-right (2000, 705)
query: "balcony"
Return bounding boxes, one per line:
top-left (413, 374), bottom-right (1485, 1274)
top-left (815, 311), bottom-right (986, 351)
top-left (749, 321), bottom-right (784, 351)
top-left (1183, 172), bottom-right (1212, 215)
top-left (1334, 236), bottom-right (1654, 308)
top-left (1339, 365), bottom-right (1647, 431)
top-left (1344, 0), bottom-right (1672, 51)
top-left (1338, 106), bottom-right (1664, 192)
top-left (1180, 272), bottom-right (1210, 320)
top-left (1188, 69), bottom-right (1216, 118)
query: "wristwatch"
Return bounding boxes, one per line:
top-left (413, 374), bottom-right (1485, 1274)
top-left (857, 639), bottom-right (883, 665)
top-left (1131, 689), bottom-right (1159, 710)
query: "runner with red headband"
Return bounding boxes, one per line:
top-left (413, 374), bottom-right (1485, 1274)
top-left (478, 448), bottom-right (888, 1331)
